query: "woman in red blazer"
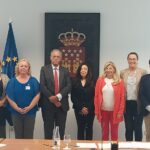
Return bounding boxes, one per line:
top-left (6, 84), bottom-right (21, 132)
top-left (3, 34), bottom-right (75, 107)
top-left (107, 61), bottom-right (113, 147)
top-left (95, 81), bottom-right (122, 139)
top-left (94, 61), bottom-right (125, 141)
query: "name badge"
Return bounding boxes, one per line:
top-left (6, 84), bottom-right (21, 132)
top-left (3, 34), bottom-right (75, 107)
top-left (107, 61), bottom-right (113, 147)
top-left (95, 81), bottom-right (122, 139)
top-left (25, 85), bottom-right (30, 90)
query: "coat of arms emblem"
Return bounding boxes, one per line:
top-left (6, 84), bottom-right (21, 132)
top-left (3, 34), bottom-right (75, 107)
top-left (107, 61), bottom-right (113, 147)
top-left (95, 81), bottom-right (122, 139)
top-left (58, 29), bottom-right (86, 77)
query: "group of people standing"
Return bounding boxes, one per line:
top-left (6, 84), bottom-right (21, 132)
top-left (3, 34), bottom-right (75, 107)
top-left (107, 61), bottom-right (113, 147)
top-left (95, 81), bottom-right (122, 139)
top-left (71, 51), bottom-right (149, 142)
top-left (0, 49), bottom-right (150, 142)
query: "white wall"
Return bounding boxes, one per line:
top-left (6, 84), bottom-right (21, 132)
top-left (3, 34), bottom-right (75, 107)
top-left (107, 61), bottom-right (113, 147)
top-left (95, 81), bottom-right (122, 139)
top-left (1, 0), bottom-right (150, 140)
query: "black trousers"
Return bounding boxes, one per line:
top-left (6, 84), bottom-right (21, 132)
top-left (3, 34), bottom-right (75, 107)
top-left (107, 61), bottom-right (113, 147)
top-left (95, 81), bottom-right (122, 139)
top-left (74, 110), bottom-right (95, 140)
top-left (0, 107), bottom-right (10, 138)
top-left (124, 100), bottom-right (143, 141)
top-left (0, 107), bottom-right (6, 138)
top-left (42, 105), bottom-right (67, 140)
top-left (0, 125), bottom-right (6, 138)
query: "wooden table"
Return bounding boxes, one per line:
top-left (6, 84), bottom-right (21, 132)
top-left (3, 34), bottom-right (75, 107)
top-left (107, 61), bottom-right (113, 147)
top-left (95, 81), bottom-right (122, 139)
top-left (0, 138), bottom-right (149, 150)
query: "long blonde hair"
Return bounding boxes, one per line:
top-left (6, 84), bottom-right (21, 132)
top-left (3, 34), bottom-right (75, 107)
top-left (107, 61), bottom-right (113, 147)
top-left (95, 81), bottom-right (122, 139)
top-left (15, 58), bottom-right (31, 76)
top-left (102, 61), bottom-right (120, 84)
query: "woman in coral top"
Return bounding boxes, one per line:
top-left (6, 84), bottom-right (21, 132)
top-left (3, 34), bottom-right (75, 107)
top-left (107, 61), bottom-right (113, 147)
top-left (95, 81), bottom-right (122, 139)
top-left (94, 61), bottom-right (125, 141)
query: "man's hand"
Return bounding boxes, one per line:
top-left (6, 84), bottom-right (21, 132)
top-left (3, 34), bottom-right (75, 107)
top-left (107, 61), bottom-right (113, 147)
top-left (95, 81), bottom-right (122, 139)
top-left (55, 102), bottom-right (62, 108)
top-left (49, 96), bottom-right (59, 104)
top-left (49, 96), bottom-right (61, 108)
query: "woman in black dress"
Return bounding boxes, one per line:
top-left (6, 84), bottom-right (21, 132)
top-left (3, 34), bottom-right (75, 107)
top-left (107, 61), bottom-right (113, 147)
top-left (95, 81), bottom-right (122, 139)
top-left (71, 63), bottom-right (95, 140)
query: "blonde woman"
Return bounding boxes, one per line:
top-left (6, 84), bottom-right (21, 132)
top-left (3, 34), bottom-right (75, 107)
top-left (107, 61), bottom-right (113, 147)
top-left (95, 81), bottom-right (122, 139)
top-left (94, 61), bottom-right (125, 141)
top-left (6, 59), bottom-right (40, 139)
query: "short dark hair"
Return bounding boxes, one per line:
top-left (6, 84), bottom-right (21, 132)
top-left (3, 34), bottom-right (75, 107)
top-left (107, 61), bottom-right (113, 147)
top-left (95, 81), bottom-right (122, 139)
top-left (127, 52), bottom-right (139, 60)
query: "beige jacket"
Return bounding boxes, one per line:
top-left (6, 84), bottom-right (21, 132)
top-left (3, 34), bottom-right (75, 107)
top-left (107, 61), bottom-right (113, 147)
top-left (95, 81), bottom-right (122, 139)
top-left (120, 68), bottom-right (147, 100)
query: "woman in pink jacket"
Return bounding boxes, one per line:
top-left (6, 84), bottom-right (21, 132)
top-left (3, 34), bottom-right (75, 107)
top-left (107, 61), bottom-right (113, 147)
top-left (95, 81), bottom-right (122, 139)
top-left (94, 61), bottom-right (125, 141)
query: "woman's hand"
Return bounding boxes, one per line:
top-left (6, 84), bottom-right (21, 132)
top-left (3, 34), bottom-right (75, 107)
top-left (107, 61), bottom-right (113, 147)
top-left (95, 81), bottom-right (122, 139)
top-left (81, 107), bottom-right (89, 115)
top-left (22, 106), bottom-right (31, 114)
top-left (0, 97), bottom-right (6, 107)
top-left (16, 107), bottom-right (25, 114)
top-left (16, 106), bottom-right (31, 114)
top-left (117, 114), bottom-right (122, 118)
top-left (0, 99), bottom-right (5, 107)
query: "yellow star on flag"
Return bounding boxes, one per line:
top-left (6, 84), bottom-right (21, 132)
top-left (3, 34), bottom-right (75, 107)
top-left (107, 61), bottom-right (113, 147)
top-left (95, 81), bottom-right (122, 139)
top-left (2, 61), bottom-right (5, 66)
top-left (6, 57), bottom-right (11, 62)
top-left (13, 57), bottom-right (17, 62)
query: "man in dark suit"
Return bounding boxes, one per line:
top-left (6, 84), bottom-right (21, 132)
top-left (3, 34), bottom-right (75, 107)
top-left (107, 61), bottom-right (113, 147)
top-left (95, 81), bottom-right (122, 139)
top-left (40, 49), bottom-right (71, 139)
top-left (139, 59), bottom-right (150, 141)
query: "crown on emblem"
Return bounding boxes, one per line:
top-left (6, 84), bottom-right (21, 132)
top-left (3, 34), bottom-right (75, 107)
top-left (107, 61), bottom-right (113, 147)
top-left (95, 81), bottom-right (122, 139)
top-left (58, 29), bottom-right (86, 47)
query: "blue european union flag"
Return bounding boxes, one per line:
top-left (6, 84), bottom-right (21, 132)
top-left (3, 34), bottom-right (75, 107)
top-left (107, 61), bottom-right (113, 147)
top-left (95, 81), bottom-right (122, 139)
top-left (2, 23), bottom-right (18, 79)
